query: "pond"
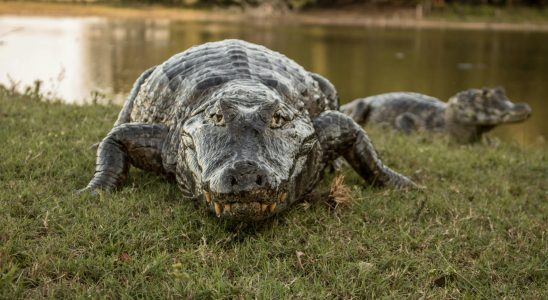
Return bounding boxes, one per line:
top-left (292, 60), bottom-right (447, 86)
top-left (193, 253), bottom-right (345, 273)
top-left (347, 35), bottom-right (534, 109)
top-left (0, 16), bottom-right (547, 145)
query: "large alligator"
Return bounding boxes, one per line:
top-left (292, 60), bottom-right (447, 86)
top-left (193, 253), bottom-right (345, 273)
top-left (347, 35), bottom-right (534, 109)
top-left (79, 39), bottom-right (417, 221)
top-left (340, 88), bottom-right (531, 143)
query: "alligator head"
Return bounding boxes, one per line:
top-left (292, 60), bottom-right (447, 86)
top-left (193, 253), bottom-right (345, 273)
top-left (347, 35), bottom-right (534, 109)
top-left (447, 87), bottom-right (531, 126)
top-left (178, 80), bottom-right (322, 221)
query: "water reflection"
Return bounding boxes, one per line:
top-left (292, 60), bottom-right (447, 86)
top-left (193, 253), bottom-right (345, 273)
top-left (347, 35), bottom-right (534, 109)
top-left (0, 17), bottom-right (102, 100)
top-left (0, 16), bottom-right (546, 145)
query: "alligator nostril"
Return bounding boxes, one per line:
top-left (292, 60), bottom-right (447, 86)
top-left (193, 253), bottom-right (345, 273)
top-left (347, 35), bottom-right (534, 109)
top-left (256, 175), bottom-right (263, 186)
top-left (221, 161), bottom-right (269, 192)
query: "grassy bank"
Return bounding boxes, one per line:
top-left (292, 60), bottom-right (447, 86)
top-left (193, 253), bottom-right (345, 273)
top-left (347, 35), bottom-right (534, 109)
top-left (0, 87), bottom-right (546, 298)
top-left (2, 2), bottom-right (548, 31)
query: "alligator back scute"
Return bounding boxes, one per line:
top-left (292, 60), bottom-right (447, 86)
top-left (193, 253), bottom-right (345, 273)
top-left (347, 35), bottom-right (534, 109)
top-left (129, 40), bottom-right (331, 128)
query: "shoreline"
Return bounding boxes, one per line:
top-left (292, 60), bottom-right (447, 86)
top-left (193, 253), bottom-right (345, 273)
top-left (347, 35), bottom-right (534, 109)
top-left (1, 2), bottom-right (548, 31)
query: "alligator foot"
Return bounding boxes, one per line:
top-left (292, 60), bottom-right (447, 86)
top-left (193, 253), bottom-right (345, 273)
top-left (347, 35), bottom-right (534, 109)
top-left (79, 123), bottom-right (168, 194)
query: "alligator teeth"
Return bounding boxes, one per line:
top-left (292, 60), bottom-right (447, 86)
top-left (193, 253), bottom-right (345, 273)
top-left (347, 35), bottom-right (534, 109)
top-left (278, 192), bottom-right (288, 203)
top-left (223, 203), bottom-right (231, 213)
top-left (214, 202), bottom-right (222, 217)
top-left (268, 203), bottom-right (277, 213)
top-left (261, 203), bottom-right (268, 212)
top-left (204, 191), bottom-right (211, 203)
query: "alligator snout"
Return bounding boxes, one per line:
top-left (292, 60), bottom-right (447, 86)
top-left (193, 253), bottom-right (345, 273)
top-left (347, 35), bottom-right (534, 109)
top-left (222, 160), bottom-right (269, 193)
top-left (504, 103), bottom-right (532, 123)
top-left (202, 160), bottom-right (288, 220)
top-left (205, 160), bottom-right (272, 195)
top-left (513, 103), bottom-right (532, 115)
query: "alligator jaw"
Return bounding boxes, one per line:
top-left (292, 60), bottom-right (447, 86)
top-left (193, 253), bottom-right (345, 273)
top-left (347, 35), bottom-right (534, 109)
top-left (502, 103), bottom-right (532, 123)
top-left (203, 191), bottom-right (288, 220)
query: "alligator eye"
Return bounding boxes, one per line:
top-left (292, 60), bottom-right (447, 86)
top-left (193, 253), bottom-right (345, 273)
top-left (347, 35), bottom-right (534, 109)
top-left (181, 133), bottom-right (195, 150)
top-left (270, 113), bottom-right (287, 129)
top-left (210, 113), bottom-right (225, 126)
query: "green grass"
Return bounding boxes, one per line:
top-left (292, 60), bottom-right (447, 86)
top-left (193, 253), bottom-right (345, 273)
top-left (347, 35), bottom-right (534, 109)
top-left (0, 85), bottom-right (546, 298)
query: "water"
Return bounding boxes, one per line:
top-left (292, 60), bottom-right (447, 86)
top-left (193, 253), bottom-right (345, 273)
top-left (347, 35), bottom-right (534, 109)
top-left (1, 16), bottom-right (547, 145)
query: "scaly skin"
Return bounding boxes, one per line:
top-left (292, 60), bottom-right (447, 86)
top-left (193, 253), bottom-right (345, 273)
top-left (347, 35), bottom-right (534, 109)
top-left (340, 89), bottom-right (532, 144)
top-left (80, 39), bottom-right (417, 221)
top-left (313, 111), bottom-right (415, 189)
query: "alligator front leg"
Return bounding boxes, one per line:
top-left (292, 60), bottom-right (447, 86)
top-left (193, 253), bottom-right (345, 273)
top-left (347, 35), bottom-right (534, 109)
top-left (395, 112), bottom-right (423, 134)
top-left (313, 111), bottom-right (417, 189)
top-left (339, 98), bottom-right (370, 125)
top-left (79, 123), bottom-right (169, 194)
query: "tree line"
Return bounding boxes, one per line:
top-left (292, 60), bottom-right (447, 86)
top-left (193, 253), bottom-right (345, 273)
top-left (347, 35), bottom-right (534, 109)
top-left (103, 0), bottom-right (548, 10)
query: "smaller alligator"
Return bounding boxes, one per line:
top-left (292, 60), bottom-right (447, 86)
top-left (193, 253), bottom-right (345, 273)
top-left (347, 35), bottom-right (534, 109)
top-left (340, 88), bottom-right (531, 143)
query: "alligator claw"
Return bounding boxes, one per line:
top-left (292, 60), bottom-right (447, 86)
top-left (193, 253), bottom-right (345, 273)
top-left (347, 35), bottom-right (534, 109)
top-left (75, 186), bottom-right (100, 197)
top-left (88, 142), bottom-right (100, 151)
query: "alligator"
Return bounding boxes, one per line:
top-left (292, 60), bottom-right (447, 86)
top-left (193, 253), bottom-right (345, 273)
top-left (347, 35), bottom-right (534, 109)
top-left (79, 39), bottom-right (417, 221)
top-left (340, 88), bottom-right (531, 144)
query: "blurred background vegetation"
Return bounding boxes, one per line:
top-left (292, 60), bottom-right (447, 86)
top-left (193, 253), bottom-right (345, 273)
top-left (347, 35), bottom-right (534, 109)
top-left (13, 0), bottom-right (548, 11)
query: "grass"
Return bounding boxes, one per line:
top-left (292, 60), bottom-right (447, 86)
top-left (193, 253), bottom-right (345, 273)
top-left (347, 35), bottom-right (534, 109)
top-left (0, 85), bottom-right (546, 298)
